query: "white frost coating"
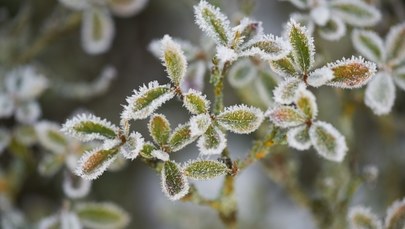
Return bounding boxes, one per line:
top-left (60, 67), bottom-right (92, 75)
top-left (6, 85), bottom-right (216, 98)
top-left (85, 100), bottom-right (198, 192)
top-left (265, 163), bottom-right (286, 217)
top-left (289, 13), bottom-right (315, 35)
top-left (0, 128), bottom-right (10, 155)
top-left (81, 7), bottom-right (115, 55)
top-left (75, 147), bottom-right (118, 180)
top-left (121, 81), bottom-right (175, 120)
top-left (61, 113), bottom-right (119, 142)
top-left (75, 202), bottom-right (130, 229)
top-left (181, 61), bottom-right (206, 92)
top-left (216, 45), bottom-right (238, 65)
top-left (194, 0), bottom-right (231, 45)
top-left (120, 132), bottom-right (144, 160)
top-left (63, 175), bottom-right (92, 199)
top-left (266, 105), bottom-right (306, 128)
top-left (161, 35), bottom-right (188, 85)
top-left (15, 101), bottom-right (41, 124)
top-left (286, 19), bottom-right (315, 72)
top-left (232, 17), bottom-right (263, 46)
top-left (287, 125), bottom-right (311, 150)
top-left (5, 65), bottom-right (48, 100)
top-left (36, 121), bottom-right (67, 154)
top-left (228, 59), bottom-right (257, 88)
top-left (38, 215), bottom-right (59, 229)
top-left (385, 23), bottom-right (405, 64)
top-left (319, 15), bottom-right (347, 41)
top-left (352, 30), bottom-right (385, 63)
top-left (365, 72), bottom-right (396, 115)
top-left (0, 93), bottom-right (14, 118)
top-left (330, 0), bottom-right (381, 27)
top-left (60, 211), bottom-right (82, 229)
top-left (309, 121), bottom-right (347, 162)
top-left (310, 6), bottom-right (330, 26)
top-left (189, 114), bottom-right (212, 137)
top-left (108, 0), bottom-right (148, 17)
top-left (58, 0), bottom-right (89, 10)
top-left (240, 34), bottom-right (292, 61)
top-left (182, 88), bottom-right (210, 114)
top-left (347, 206), bottom-right (382, 229)
top-left (151, 150), bottom-right (169, 161)
top-left (197, 127), bottom-right (227, 155)
top-left (393, 66), bottom-right (405, 91)
top-left (217, 104), bottom-right (264, 134)
top-left (161, 161), bottom-right (189, 201)
top-left (307, 67), bottom-right (334, 87)
top-left (385, 198), bottom-right (405, 229)
top-left (326, 56), bottom-right (377, 88)
top-left (273, 78), bottom-right (306, 104)
top-left (295, 89), bottom-right (318, 119)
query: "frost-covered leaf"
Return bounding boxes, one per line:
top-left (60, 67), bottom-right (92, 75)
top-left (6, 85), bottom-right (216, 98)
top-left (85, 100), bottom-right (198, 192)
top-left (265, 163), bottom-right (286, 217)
top-left (273, 78), bottom-right (306, 104)
top-left (290, 13), bottom-right (315, 35)
top-left (5, 65), bottom-right (48, 100)
top-left (161, 160), bottom-right (189, 201)
top-left (231, 17), bottom-right (263, 47)
top-left (228, 59), bottom-right (257, 88)
top-left (108, 0), bottom-right (148, 17)
top-left (183, 89), bottom-right (210, 114)
top-left (122, 81), bottom-right (175, 120)
top-left (194, 0), bottom-right (231, 45)
top-left (295, 89), bottom-right (318, 119)
top-left (161, 35), bottom-right (187, 86)
top-left (75, 147), bottom-right (119, 180)
top-left (347, 206), bottom-right (382, 229)
top-left (310, 6), bottom-right (330, 26)
top-left (352, 30), bottom-right (385, 63)
top-left (181, 61), bottom-right (206, 92)
top-left (287, 20), bottom-right (315, 73)
top-left (60, 211), bottom-right (82, 229)
top-left (385, 198), bottom-right (405, 229)
top-left (58, 0), bottom-right (89, 10)
top-left (149, 37), bottom-right (199, 61)
top-left (75, 202), bottom-right (130, 229)
top-left (0, 93), bottom-right (14, 118)
top-left (190, 114), bottom-right (212, 137)
top-left (168, 123), bottom-right (197, 152)
top-left (38, 153), bottom-right (65, 177)
top-left (216, 45), bottom-right (238, 64)
top-left (287, 125), bottom-right (311, 150)
top-left (240, 34), bottom-right (291, 61)
top-left (197, 126), bottom-right (227, 155)
top-left (217, 105), bottom-right (264, 134)
top-left (151, 150), bottom-right (169, 161)
top-left (318, 15), bottom-right (347, 41)
top-left (386, 23), bottom-right (405, 64)
top-left (307, 67), bottom-right (334, 87)
top-left (62, 113), bottom-right (118, 141)
top-left (330, 0), bottom-right (381, 27)
top-left (309, 121), bottom-right (347, 162)
top-left (269, 55), bottom-right (298, 78)
top-left (139, 141), bottom-right (156, 159)
top-left (81, 7), bottom-right (115, 55)
top-left (15, 101), bottom-right (41, 124)
top-left (326, 56), bottom-right (376, 88)
top-left (120, 132), bottom-right (144, 160)
top-left (148, 114), bottom-right (171, 146)
top-left (364, 72), bottom-right (395, 115)
top-left (266, 106), bottom-right (306, 128)
top-left (393, 66), bottom-right (405, 91)
top-left (63, 174), bottom-right (92, 199)
top-left (183, 159), bottom-right (228, 180)
top-left (0, 128), bottom-right (11, 154)
top-left (14, 124), bottom-right (37, 146)
top-left (36, 121), bottom-right (68, 154)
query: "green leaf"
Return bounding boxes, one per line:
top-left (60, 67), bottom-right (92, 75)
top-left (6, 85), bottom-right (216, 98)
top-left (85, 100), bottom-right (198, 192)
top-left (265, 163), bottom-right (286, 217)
top-left (385, 198), bottom-right (405, 229)
top-left (273, 78), bottom-right (306, 104)
top-left (330, 0), bottom-right (381, 27)
top-left (161, 35), bottom-right (188, 86)
top-left (347, 206), bottom-right (382, 229)
top-left (183, 89), bottom-right (210, 114)
top-left (122, 81), bottom-right (175, 120)
top-left (168, 123), bottom-right (198, 152)
top-left (217, 105), bottom-right (264, 134)
top-left (197, 126), bottom-right (227, 155)
top-left (318, 15), bottom-right (346, 41)
top-left (161, 160), bottom-right (189, 201)
top-left (183, 159), bottom-right (228, 180)
top-left (295, 89), bottom-right (318, 119)
top-left (148, 114), bottom-right (171, 146)
top-left (287, 20), bottom-right (314, 73)
top-left (36, 121), bottom-right (68, 154)
top-left (267, 105), bottom-right (306, 128)
top-left (139, 141), bottom-right (156, 159)
top-left (190, 113), bottom-right (212, 137)
top-left (62, 114), bottom-right (118, 142)
top-left (269, 55), bottom-right (298, 78)
top-left (286, 125), bottom-right (311, 150)
top-left (75, 202), bottom-right (130, 229)
top-left (386, 23), bottom-right (405, 65)
top-left (76, 147), bottom-right (119, 180)
top-left (38, 153), bottom-right (65, 177)
top-left (240, 34), bottom-right (291, 60)
top-left (352, 30), bottom-right (385, 63)
top-left (326, 56), bottom-right (377, 89)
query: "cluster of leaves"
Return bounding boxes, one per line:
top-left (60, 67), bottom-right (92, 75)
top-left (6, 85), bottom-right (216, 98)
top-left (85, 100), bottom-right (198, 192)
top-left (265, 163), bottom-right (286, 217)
top-left (348, 198), bottom-right (405, 229)
top-left (285, 0), bottom-right (381, 41)
top-left (58, 0), bottom-right (148, 54)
